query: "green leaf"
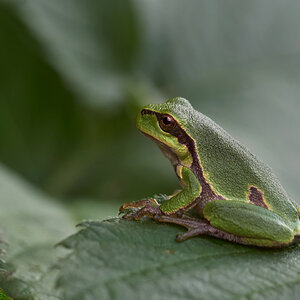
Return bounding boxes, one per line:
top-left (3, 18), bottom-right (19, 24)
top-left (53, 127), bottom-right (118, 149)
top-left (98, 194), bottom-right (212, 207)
top-left (137, 1), bottom-right (300, 92)
top-left (11, 0), bottom-right (141, 107)
top-left (66, 200), bottom-right (121, 223)
top-left (0, 258), bottom-right (11, 288)
top-left (56, 218), bottom-right (300, 300)
top-left (0, 288), bottom-right (12, 300)
top-left (0, 2), bottom-right (159, 202)
top-left (0, 165), bottom-right (74, 299)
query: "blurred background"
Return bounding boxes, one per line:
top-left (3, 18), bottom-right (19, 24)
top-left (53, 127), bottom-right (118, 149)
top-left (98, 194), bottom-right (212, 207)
top-left (1, 0), bottom-right (300, 222)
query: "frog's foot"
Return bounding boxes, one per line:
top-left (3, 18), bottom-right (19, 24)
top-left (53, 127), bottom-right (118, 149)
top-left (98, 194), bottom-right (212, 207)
top-left (153, 214), bottom-right (207, 228)
top-left (152, 214), bottom-right (243, 243)
top-left (176, 226), bottom-right (211, 242)
top-left (153, 214), bottom-right (210, 241)
top-left (119, 198), bottom-right (159, 214)
top-left (121, 203), bottom-right (162, 221)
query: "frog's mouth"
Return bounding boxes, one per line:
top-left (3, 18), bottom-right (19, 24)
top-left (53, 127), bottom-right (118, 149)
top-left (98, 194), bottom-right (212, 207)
top-left (140, 131), bottom-right (179, 167)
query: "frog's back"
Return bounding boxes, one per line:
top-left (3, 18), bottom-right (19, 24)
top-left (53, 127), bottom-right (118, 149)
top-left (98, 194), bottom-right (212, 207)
top-left (185, 109), bottom-right (299, 228)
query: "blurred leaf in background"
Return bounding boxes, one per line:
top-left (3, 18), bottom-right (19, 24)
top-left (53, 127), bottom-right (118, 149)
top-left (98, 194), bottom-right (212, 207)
top-left (0, 0), bottom-right (299, 213)
top-left (0, 164), bottom-right (73, 298)
top-left (0, 289), bottom-right (12, 300)
top-left (0, 0), bottom-right (170, 210)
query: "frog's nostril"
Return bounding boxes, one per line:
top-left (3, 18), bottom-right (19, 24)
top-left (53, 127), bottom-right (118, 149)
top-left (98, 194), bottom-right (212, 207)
top-left (141, 109), bottom-right (155, 116)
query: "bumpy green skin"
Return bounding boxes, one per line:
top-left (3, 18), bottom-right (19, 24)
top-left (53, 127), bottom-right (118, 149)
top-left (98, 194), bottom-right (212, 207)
top-left (137, 97), bottom-right (300, 247)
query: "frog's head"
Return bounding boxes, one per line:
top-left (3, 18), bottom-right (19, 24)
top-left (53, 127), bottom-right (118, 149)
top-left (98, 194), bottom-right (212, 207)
top-left (137, 97), bottom-right (194, 167)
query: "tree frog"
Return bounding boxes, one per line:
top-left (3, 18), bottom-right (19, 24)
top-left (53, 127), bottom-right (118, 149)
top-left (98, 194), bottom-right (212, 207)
top-left (120, 97), bottom-right (300, 247)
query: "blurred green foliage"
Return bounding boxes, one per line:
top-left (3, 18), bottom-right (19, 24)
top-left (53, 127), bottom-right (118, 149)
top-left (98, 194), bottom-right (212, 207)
top-left (1, 1), bottom-right (300, 208)
top-left (0, 0), bottom-right (169, 204)
top-left (0, 165), bottom-right (73, 299)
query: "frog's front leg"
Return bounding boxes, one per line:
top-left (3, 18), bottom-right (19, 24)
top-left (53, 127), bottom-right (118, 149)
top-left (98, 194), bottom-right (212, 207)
top-left (121, 204), bottom-right (161, 220)
top-left (120, 166), bottom-right (201, 220)
top-left (119, 198), bottom-right (159, 212)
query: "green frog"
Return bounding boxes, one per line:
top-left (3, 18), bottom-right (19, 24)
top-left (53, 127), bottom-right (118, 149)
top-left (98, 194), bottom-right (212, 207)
top-left (120, 97), bottom-right (300, 247)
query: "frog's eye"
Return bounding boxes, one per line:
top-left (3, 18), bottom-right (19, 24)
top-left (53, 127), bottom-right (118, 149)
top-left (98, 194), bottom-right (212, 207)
top-left (158, 114), bottom-right (176, 132)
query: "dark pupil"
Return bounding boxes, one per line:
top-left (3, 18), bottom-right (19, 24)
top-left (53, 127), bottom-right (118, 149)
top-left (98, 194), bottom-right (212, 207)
top-left (163, 116), bottom-right (171, 125)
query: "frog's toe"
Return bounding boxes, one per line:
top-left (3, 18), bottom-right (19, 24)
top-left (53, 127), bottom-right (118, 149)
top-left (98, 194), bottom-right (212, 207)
top-left (119, 198), bottom-right (158, 213)
top-left (176, 227), bottom-right (208, 242)
top-left (122, 205), bottom-right (162, 221)
top-left (176, 231), bottom-right (194, 242)
top-left (121, 212), bottom-right (136, 220)
top-left (175, 233), bottom-right (185, 242)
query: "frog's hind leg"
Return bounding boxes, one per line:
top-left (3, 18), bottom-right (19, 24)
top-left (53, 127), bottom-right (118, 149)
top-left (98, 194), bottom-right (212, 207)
top-left (153, 214), bottom-right (243, 243)
top-left (203, 200), bottom-right (297, 247)
top-left (155, 199), bottom-right (298, 247)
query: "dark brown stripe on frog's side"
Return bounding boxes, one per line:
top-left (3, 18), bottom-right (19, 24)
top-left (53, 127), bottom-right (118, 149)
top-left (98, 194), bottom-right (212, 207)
top-left (248, 186), bottom-right (269, 209)
top-left (141, 109), bottom-right (222, 204)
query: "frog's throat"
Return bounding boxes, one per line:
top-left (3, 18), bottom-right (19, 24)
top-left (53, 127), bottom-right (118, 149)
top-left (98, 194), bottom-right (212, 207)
top-left (141, 132), bottom-right (180, 167)
top-left (139, 110), bottom-right (222, 201)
